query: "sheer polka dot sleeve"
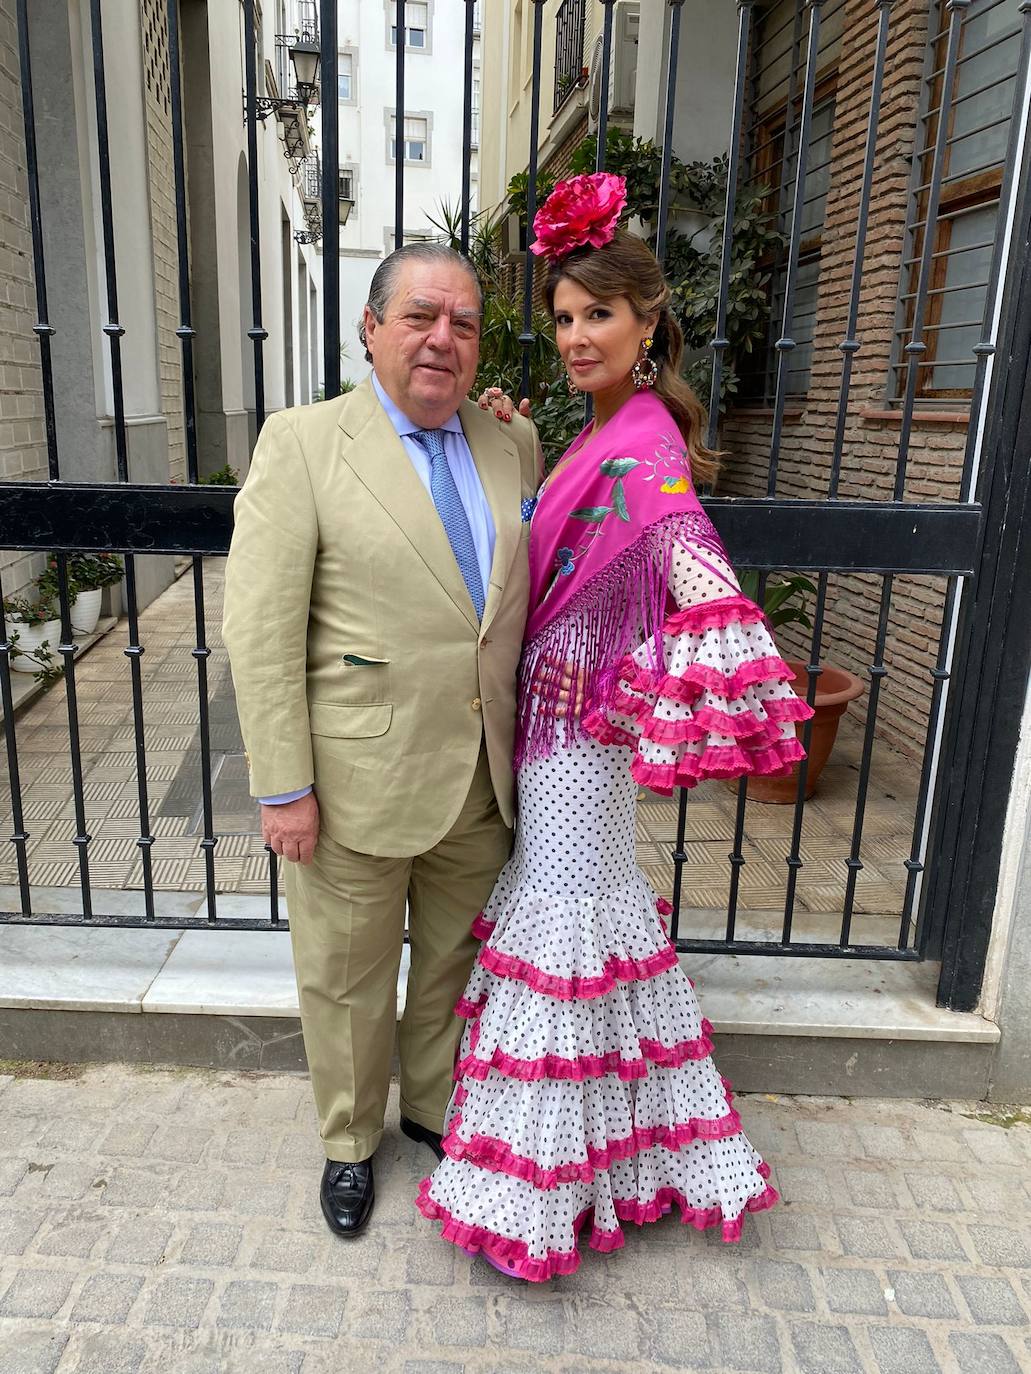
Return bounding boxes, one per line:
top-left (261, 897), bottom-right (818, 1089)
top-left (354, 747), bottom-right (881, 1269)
top-left (581, 536), bottom-right (813, 794)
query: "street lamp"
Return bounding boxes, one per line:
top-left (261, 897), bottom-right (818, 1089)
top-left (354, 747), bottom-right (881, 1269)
top-left (289, 36), bottom-right (321, 105)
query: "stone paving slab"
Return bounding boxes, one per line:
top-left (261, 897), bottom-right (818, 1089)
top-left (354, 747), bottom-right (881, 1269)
top-left (0, 1063), bottom-right (1029, 1372)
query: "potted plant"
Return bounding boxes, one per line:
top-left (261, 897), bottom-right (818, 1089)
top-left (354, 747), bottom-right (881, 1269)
top-left (3, 594), bottom-right (60, 674)
top-left (69, 553), bottom-right (123, 633)
top-left (735, 572), bottom-right (865, 803)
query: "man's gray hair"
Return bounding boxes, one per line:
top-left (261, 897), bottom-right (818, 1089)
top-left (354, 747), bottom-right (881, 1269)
top-left (358, 242), bottom-right (483, 363)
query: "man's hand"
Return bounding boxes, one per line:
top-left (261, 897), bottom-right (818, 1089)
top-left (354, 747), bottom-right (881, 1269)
top-left (261, 792), bottom-right (320, 865)
top-left (477, 386), bottom-right (532, 423)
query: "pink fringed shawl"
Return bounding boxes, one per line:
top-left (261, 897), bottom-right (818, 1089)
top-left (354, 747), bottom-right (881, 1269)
top-left (516, 390), bottom-right (732, 768)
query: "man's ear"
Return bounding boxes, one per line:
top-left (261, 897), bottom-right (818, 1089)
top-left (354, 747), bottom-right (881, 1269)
top-left (362, 305), bottom-right (378, 356)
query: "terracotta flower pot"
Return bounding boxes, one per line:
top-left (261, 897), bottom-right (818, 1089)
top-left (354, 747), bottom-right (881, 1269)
top-left (743, 659), bottom-right (865, 804)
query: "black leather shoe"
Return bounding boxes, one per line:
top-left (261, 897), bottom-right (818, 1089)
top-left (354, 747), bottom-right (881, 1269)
top-left (400, 1115), bottom-right (444, 1162)
top-left (320, 1158), bottom-right (374, 1237)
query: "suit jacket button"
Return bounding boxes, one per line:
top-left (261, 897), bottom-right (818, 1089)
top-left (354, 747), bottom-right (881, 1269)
top-left (471, 697), bottom-right (482, 711)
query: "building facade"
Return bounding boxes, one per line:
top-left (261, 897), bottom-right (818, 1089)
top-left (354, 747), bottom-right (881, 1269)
top-left (0, 0), bottom-right (323, 610)
top-left (335, 0), bottom-right (481, 383)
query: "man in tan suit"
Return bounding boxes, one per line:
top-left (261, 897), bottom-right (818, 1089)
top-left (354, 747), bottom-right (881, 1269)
top-left (223, 243), bottom-right (540, 1237)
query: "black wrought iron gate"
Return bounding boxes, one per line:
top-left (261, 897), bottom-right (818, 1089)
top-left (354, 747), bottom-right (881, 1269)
top-left (1, 0), bottom-right (1029, 1015)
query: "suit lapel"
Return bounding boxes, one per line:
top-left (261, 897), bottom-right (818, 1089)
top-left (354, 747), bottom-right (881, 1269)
top-left (460, 399), bottom-right (521, 633)
top-left (337, 379), bottom-right (479, 630)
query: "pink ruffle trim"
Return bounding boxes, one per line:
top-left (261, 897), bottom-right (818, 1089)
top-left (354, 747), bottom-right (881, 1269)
top-left (442, 1101), bottom-right (745, 1191)
top-left (416, 1180), bottom-right (616, 1281)
top-left (477, 939), bottom-right (679, 1001)
top-left (596, 696), bottom-right (804, 750)
top-left (630, 735), bottom-right (806, 795)
top-left (661, 595), bottom-right (766, 637)
top-left (455, 1020), bottom-right (716, 1084)
top-left (470, 911), bottom-right (494, 940)
top-left (620, 652), bottom-right (798, 704)
top-left (416, 1164), bottom-right (778, 1280)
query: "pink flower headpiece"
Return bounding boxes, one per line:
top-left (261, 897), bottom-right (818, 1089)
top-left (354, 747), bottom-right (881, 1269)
top-left (529, 172), bottom-right (627, 261)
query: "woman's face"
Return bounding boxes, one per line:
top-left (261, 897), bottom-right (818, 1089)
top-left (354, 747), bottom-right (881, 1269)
top-left (552, 279), bottom-right (653, 396)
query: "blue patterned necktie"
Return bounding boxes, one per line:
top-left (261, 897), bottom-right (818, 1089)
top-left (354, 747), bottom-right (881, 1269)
top-left (413, 428), bottom-right (485, 620)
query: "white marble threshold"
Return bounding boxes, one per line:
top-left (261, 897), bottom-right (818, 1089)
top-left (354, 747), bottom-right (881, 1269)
top-left (0, 885), bottom-right (999, 1044)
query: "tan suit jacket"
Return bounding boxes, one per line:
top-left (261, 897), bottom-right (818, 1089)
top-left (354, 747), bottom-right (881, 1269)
top-left (223, 378), bottom-right (541, 857)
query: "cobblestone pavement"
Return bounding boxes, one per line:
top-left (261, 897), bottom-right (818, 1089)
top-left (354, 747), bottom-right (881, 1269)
top-left (0, 1063), bottom-right (1029, 1373)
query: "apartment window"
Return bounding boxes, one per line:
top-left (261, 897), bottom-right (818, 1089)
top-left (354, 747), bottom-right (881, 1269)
top-left (739, 0), bottom-right (844, 402)
top-left (338, 169), bottom-right (354, 202)
top-left (338, 52), bottom-right (353, 102)
top-left (390, 2), bottom-right (428, 50)
top-left (390, 114), bottom-right (429, 164)
top-left (894, 0), bottom-right (1023, 402)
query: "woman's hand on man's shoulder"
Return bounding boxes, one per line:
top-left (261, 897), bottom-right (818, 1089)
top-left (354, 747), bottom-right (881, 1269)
top-left (477, 386), bottom-right (532, 424)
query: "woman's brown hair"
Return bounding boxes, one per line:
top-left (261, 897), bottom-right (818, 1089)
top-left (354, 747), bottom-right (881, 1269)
top-left (542, 229), bottom-right (719, 487)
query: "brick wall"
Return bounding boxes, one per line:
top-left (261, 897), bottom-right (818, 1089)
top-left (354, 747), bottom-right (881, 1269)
top-left (0, 0), bottom-right (48, 602)
top-left (719, 0), bottom-right (966, 759)
top-left (141, 0), bottom-right (185, 482)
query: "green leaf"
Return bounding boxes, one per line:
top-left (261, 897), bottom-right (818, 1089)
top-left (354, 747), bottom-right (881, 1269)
top-left (612, 480), bottom-right (630, 522)
top-left (599, 457), bottom-right (639, 478)
top-left (569, 505), bottom-right (613, 522)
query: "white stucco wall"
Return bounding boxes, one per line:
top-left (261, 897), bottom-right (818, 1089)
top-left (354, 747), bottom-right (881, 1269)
top-left (335, 0), bottom-right (480, 385)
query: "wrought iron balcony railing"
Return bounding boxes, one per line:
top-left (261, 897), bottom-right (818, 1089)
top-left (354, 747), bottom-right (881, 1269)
top-left (554, 0), bottom-right (586, 114)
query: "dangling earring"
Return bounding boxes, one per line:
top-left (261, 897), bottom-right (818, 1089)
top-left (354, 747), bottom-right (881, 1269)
top-left (632, 337), bottom-right (659, 390)
top-left (566, 373), bottom-right (581, 395)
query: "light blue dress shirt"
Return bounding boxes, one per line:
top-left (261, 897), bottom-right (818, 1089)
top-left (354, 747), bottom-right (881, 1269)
top-left (260, 373), bottom-right (495, 806)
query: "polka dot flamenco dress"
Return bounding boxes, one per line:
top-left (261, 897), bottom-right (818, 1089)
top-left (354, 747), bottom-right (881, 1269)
top-left (416, 534), bottom-right (811, 1281)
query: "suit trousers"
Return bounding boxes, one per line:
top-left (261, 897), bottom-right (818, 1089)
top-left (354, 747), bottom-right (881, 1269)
top-left (285, 742), bottom-right (512, 1162)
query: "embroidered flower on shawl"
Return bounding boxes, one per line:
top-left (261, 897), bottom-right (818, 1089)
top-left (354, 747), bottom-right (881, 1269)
top-left (661, 475), bottom-right (691, 494)
top-left (556, 546), bottom-right (576, 575)
top-left (530, 173), bottom-right (628, 260)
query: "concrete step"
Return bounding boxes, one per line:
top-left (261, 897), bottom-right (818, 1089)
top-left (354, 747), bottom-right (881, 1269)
top-left (0, 885), bottom-right (999, 1099)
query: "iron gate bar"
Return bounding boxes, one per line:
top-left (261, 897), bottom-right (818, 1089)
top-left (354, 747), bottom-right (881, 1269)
top-left (779, 567), bottom-right (825, 942)
top-left (164, 0), bottom-right (217, 921)
top-left (89, 0), bottom-right (159, 916)
top-left (654, 0), bottom-right (685, 268)
top-left (518, 1), bottom-right (546, 402)
top-left (243, 0), bottom-right (268, 429)
top-left (321, 2), bottom-right (339, 401)
top-left (896, 0), bottom-right (971, 495)
top-left (827, 0), bottom-right (894, 947)
top-left (3, 0), bottom-right (61, 918)
top-left (928, 62), bottom-right (1031, 1007)
top-left (766, 0), bottom-right (823, 498)
top-left (593, 1), bottom-right (616, 173)
top-left (901, 576), bottom-right (959, 953)
top-left (706, 2), bottom-right (755, 437)
top-left (0, 491), bottom-right (983, 574)
top-left (829, 0), bottom-right (893, 498)
top-left (839, 574), bottom-right (892, 946)
top-left (460, 0), bottom-right (476, 255)
top-left (669, 0), bottom-right (752, 946)
top-left (899, 1), bottom-right (1031, 953)
top-left (394, 0), bottom-right (405, 249)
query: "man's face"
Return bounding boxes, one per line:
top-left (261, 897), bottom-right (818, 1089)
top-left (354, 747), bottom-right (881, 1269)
top-left (364, 258), bottom-right (482, 425)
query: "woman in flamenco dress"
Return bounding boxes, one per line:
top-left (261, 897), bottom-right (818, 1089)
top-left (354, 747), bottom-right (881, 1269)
top-left (416, 173), bottom-right (814, 1281)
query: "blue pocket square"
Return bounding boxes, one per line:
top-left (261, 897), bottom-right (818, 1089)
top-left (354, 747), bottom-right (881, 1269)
top-left (521, 497), bottom-right (538, 522)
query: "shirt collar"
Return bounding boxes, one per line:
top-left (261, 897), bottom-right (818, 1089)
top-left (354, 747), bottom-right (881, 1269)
top-left (371, 371), bottom-right (464, 437)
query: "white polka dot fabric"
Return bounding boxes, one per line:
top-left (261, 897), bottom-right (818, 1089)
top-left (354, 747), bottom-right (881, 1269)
top-left (415, 537), bottom-right (815, 1280)
top-left (417, 730), bottom-right (778, 1281)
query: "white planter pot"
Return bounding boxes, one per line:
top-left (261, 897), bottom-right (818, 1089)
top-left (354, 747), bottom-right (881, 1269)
top-left (9, 617), bottom-right (60, 672)
top-left (70, 587), bottom-right (103, 635)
